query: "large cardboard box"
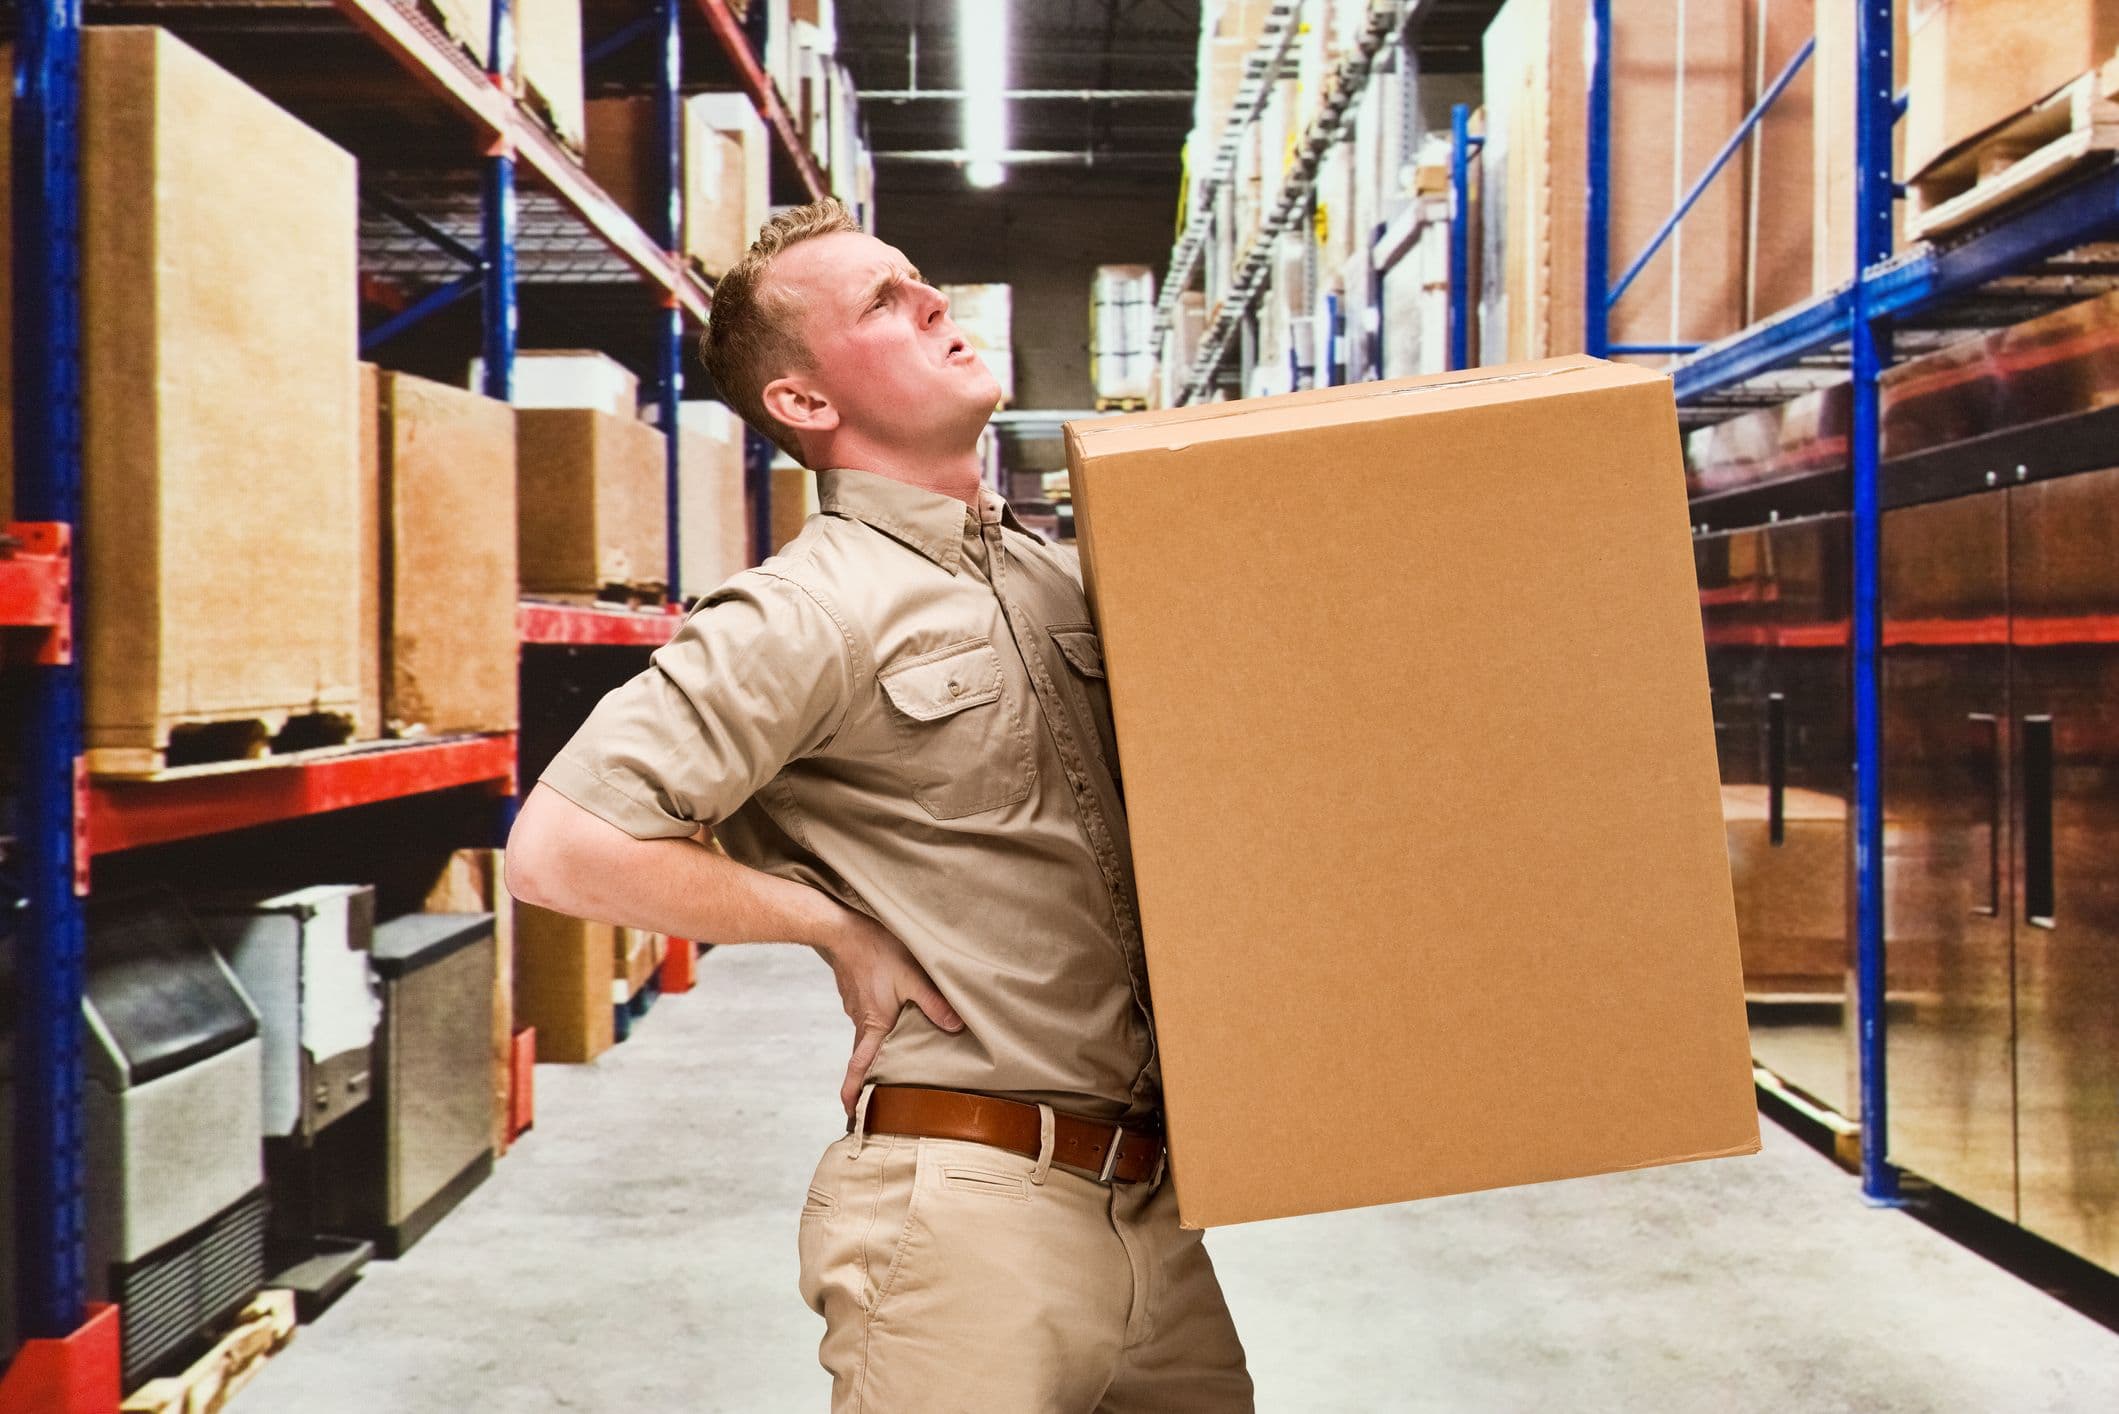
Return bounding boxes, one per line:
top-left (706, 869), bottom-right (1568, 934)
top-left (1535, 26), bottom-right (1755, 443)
top-left (0, 29), bottom-right (363, 773)
top-left (1903, 0), bottom-right (2119, 181)
top-left (430, 0), bottom-right (492, 64)
top-left (1065, 357), bottom-right (1760, 1228)
top-left (689, 94), bottom-right (773, 259)
top-left (516, 409), bottom-right (669, 597)
top-left (1479, 0), bottom-right (1747, 362)
top-left (673, 401), bottom-right (750, 599)
top-left (516, 0), bottom-right (585, 152)
top-left (769, 463), bottom-right (813, 555)
top-left (376, 372), bottom-right (519, 735)
top-left (939, 283), bottom-right (1015, 405)
top-left (424, 849), bottom-right (517, 1154)
top-left (514, 905), bottom-right (615, 1064)
top-left (583, 97), bottom-right (749, 279)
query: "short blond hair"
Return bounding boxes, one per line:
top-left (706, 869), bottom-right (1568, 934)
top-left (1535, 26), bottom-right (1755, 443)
top-left (698, 200), bottom-right (860, 465)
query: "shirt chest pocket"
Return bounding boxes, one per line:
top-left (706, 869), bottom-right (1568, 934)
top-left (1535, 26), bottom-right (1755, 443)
top-left (877, 637), bottom-right (1037, 820)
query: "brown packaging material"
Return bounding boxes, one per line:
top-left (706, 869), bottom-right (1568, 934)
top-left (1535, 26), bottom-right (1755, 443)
top-left (424, 849), bottom-right (517, 1155)
top-left (1480, 0), bottom-right (1746, 363)
top-left (515, 904), bottom-right (615, 1064)
top-left (1903, 0), bottom-right (2119, 181)
top-left (516, 408), bottom-right (669, 596)
top-left (1745, 0), bottom-right (1817, 322)
top-left (376, 372), bottom-right (520, 735)
top-left (1065, 356), bottom-right (1760, 1228)
top-left (0, 29), bottom-right (363, 773)
top-left (675, 403), bottom-right (751, 599)
top-left (583, 97), bottom-right (748, 279)
top-left (516, 0), bottom-right (585, 152)
top-left (430, 0), bottom-right (492, 65)
top-left (615, 927), bottom-right (663, 998)
top-left (358, 366), bottom-right (385, 739)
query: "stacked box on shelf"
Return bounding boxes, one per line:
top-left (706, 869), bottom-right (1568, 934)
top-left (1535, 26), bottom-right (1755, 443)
top-left (515, 905), bottom-right (615, 1063)
top-left (762, 0), bottom-right (795, 102)
top-left (1903, 0), bottom-right (2119, 184)
top-left (668, 401), bottom-right (752, 598)
top-left (1092, 266), bottom-right (1159, 406)
top-left (689, 94), bottom-right (772, 259)
top-left (506, 350), bottom-right (667, 599)
top-left (370, 370), bottom-right (519, 736)
top-left (1745, 0), bottom-right (1818, 323)
top-left (429, 0), bottom-right (493, 65)
top-left (764, 457), bottom-right (818, 556)
top-left (941, 283), bottom-right (1016, 405)
top-left (1479, 0), bottom-right (1746, 363)
top-left (585, 97), bottom-right (750, 279)
top-left (614, 927), bottom-right (664, 1004)
top-left (517, 0), bottom-right (585, 152)
top-left (0, 28), bottom-right (364, 773)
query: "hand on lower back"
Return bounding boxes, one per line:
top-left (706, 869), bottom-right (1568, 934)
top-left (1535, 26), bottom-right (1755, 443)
top-left (816, 907), bottom-right (963, 1114)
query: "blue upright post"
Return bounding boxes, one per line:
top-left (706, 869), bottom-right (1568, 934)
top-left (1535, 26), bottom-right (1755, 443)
top-left (746, 430), bottom-right (774, 566)
top-left (483, 0), bottom-right (519, 403)
top-left (1447, 102), bottom-right (1479, 371)
top-left (1584, 0), bottom-right (1613, 358)
top-left (10, 0), bottom-right (89, 1341)
top-left (1851, 0), bottom-right (1900, 1206)
top-left (655, 0), bottom-right (685, 601)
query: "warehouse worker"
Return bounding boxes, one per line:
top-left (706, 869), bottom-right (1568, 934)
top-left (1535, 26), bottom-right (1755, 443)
top-left (505, 199), bottom-right (1253, 1412)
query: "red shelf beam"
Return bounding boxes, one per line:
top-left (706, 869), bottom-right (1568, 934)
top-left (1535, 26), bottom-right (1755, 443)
top-left (692, 0), bottom-right (831, 203)
top-left (0, 521), bottom-right (73, 665)
top-left (518, 601), bottom-right (685, 647)
top-left (87, 733), bottom-right (518, 857)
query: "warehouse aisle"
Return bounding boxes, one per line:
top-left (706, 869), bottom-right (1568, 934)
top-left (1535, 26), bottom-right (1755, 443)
top-left (241, 946), bottom-right (2119, 1414)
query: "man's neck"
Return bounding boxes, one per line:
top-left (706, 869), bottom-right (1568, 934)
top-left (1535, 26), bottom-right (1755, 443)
top-left (818, 442), bottom-right (986, 508)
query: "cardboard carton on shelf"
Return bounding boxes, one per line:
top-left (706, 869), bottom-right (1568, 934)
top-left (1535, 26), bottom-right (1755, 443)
top-left (516, 409), bottom-right (669, 599)
top-left (516, 0), bottom-right (585, 152)
top-left (372, 371), bottom-right (519, 736)
top-left (472, 349), bottom-right (638, 417)
top-left (665, 401), bottom-right (751, 599)
top-left (1812, 0), bottom-right (1910, 291)
top-left (689, 93), bottom-right (773, 260)
top-left (0, 28), bottom-right (364, 773)
top-left (761, 457), bottom-right (817, 557)
top-left (515, 905), bottom-right (615, 1063)
top-left (1479, 0), bottom-right (1746, 362)
top-left (1901, 0), bottom-right (2119, 183)
top-left (1065, 356), bottom-right (1759, 1229)
top-left (583, 97), bottom-right (751, 280)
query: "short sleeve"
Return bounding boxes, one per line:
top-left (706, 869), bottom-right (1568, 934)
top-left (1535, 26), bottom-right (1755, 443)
top-left (537, 569), bottom-right (858, 838)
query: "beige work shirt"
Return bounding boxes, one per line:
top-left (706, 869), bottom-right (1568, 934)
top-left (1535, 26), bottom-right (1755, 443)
top-left (539, 466), bottom-right (1160, 1122)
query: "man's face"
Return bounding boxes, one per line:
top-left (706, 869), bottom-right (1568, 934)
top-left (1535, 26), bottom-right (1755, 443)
top-left (767, 231), bottom-right (1002, 452)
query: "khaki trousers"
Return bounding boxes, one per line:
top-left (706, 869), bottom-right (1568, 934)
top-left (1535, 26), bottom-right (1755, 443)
top-left (797, 1089), bottom-right (1254, 1412)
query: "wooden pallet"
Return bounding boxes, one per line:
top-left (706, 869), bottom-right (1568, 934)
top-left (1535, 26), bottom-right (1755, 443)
top-left (1094, 397), bottom-right (1149, 413)
top-left (1908, 67), bottom-right (2119, 241)
top-left (87, 708), bottom-right (358, 778)
top-left (121, 1290), bottom-right (296, 1414)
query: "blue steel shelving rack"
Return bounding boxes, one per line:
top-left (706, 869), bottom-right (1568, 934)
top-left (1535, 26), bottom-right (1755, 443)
top-left (1439, 0), bottom-right (2119, 1203)
top-left (4, 2), bottom-right (810, 1387)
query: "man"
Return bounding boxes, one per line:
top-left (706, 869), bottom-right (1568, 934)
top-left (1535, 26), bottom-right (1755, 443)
top-left (505, 200), bottom-right (1253, 1411)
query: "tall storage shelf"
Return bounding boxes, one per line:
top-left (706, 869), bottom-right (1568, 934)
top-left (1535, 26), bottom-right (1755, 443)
top-left (1554, 0), bottom-right (2119, 1265)
top-left (0, 1), bottom-right (810, 1390)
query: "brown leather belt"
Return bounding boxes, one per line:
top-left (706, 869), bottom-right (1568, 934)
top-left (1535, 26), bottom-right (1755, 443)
top-left (853, 1085), bottom-right (1166, 1184)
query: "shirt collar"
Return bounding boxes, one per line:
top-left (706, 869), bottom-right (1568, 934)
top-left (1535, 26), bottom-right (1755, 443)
top-left (817, 467), bottom-right (1026, 572)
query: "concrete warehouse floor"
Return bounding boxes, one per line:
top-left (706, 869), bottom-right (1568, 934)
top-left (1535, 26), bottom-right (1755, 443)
top-left (240, 946), bottom-right (2119, 1414)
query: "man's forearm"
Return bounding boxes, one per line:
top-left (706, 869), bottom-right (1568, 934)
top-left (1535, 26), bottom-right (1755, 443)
top-left (505, 784), bottom-right (842, 950)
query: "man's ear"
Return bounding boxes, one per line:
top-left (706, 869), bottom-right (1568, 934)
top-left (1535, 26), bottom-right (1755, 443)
top-left (762, 375), bottom-right (839, 440)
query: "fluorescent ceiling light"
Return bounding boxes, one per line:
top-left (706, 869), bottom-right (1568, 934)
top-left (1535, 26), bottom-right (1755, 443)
top-left (959, 0), bottom-right (1009, 187)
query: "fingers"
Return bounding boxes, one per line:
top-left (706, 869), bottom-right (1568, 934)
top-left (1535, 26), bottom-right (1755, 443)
top-left (841, 1024), bottom-right (887, 1115)
top-left (908, 975), bottom-right (965, 1033)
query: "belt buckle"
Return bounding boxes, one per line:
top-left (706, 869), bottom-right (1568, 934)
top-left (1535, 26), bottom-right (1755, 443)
top-left (1097, 1122), bottom-right (1126, 1183)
